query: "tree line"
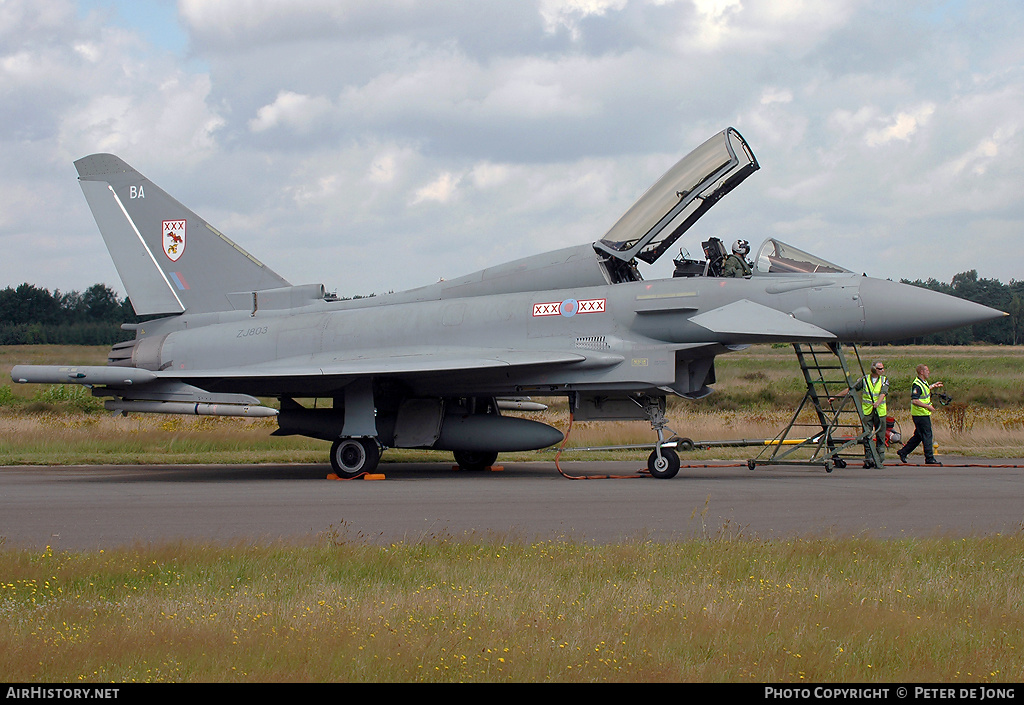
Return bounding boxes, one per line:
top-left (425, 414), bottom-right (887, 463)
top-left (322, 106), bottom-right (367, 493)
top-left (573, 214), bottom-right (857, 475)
top-left (1, 271), bottom-right (1022, 346)
top-left (0, 283), bottom-right (137, 345)
top-left (896, 270), bottom-right (1024, 346)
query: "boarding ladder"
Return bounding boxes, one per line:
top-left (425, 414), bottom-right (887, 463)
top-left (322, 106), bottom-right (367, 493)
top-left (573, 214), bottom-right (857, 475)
top-left (747, 342), bottom-right (883, 472)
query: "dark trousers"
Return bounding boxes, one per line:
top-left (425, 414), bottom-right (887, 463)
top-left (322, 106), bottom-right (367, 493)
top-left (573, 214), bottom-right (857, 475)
top-left (864, 410), bottom-right (885, 461)
top-left (900, 415), bottom-right (935, 462)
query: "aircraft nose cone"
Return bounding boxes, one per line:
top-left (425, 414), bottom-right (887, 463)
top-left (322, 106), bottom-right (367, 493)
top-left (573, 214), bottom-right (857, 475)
top-left (858, 277), bottom-right (1006, 341)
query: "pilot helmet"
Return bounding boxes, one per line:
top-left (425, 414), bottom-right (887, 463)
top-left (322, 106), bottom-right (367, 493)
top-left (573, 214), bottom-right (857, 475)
top-left (732, 239), bottom-right (750, 256)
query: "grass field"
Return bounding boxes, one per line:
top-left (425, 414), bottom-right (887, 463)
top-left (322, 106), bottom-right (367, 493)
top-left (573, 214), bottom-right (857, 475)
top-left (2, 344), bottom-right (1023, 683)
top-left (2, 537), bottom-right (1022, 682)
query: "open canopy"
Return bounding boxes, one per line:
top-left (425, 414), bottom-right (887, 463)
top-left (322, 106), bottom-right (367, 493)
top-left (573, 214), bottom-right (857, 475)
top-left (595, 127), bottom-right (759, 266)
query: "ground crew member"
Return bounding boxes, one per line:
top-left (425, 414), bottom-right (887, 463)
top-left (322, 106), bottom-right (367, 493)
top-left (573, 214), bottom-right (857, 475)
top-left (858, 362), bottom-right (889, 467)
top-left (897, 364), bottom-right (943, 466)
top-left (830, 361), bottom-right (888, 467)
top-left (721, 239), bottom-right (752, 277)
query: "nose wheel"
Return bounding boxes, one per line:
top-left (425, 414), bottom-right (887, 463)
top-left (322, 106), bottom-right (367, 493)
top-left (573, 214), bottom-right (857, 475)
top-left (647, 447), bottom-right (680, 479)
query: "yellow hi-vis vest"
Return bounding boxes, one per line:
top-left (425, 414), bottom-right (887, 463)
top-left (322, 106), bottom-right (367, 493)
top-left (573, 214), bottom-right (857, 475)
top-left (861, 375), bottom-right (887, 416)
top-left (911, 377), bottom-right (932, 416)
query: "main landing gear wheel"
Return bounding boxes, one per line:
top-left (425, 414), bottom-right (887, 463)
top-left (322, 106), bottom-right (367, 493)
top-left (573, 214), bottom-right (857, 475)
top-left (453, 450), bottom-right (498, 472)
top-left (647, 448), bottom-right (680, 479)
top-left (330, 438), bottom-right (380, 478)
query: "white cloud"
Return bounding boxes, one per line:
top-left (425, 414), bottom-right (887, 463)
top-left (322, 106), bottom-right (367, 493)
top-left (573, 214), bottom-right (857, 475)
top-left (682, 0), bottom-right (857, 55)
top-left (72, 41), bottom-right (101, 63)
top-left (690, 0), bottom-right (742, 50)
top-left (0, 0), bottom-right (75, 33)
top-left (478, 71), bottom-right (594, 119)
top-left (538, 0), bottom-right (629, 39)
top-left (412, 172), bottom-right (462, 205)
top-left (249, 91), bottom-right (334, 134)
top-left (864, 103), bottom-right (936, 146)
top-left (760, 87), bottom-right (792, 105)
top-left (946, 137), bottom-right (999, 178)
top-left (57, 73), bottom-right (225, 165)
top-left (470, 162), bottom-right (511, 190)
top-left (369, 153), bottom-right (398, 184)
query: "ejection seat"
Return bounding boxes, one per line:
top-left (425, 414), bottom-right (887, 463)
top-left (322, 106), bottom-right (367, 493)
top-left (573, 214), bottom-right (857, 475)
top-left (671, 236), bottom-right (729, 278)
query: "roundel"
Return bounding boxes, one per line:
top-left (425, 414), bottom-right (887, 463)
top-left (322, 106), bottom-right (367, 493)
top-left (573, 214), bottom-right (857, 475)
top-left (559, 299), bottom-right (578, 317)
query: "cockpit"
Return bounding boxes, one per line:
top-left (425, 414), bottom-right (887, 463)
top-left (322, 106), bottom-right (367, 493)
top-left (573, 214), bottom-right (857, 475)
top-left (672, 237), bottom-right (849, 278)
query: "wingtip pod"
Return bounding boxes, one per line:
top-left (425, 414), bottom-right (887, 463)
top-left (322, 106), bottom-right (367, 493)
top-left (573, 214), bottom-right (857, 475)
top-left (859, 277), bottom-right (1007, 341)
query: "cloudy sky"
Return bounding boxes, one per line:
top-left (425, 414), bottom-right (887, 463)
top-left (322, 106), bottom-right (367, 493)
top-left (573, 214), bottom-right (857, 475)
top-left (2, 0), bottom-right (1022, 303)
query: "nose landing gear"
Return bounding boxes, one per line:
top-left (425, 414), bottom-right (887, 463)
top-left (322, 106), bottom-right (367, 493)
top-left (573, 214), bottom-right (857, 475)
top-left (644, 396), bottom-right (685, 479)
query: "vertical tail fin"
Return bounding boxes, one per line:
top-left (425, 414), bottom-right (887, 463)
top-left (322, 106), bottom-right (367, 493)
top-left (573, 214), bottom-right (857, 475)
top-left (75, 154), bottom-right (291, 315)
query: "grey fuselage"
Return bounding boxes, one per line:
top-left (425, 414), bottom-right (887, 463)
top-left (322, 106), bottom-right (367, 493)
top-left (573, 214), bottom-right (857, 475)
top-left (121, 262), bottom-right (968, 402)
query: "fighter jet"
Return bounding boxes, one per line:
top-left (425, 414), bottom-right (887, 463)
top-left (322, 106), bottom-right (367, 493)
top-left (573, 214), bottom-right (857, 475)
top-left (11, 128), bottom-right (1004, 479)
